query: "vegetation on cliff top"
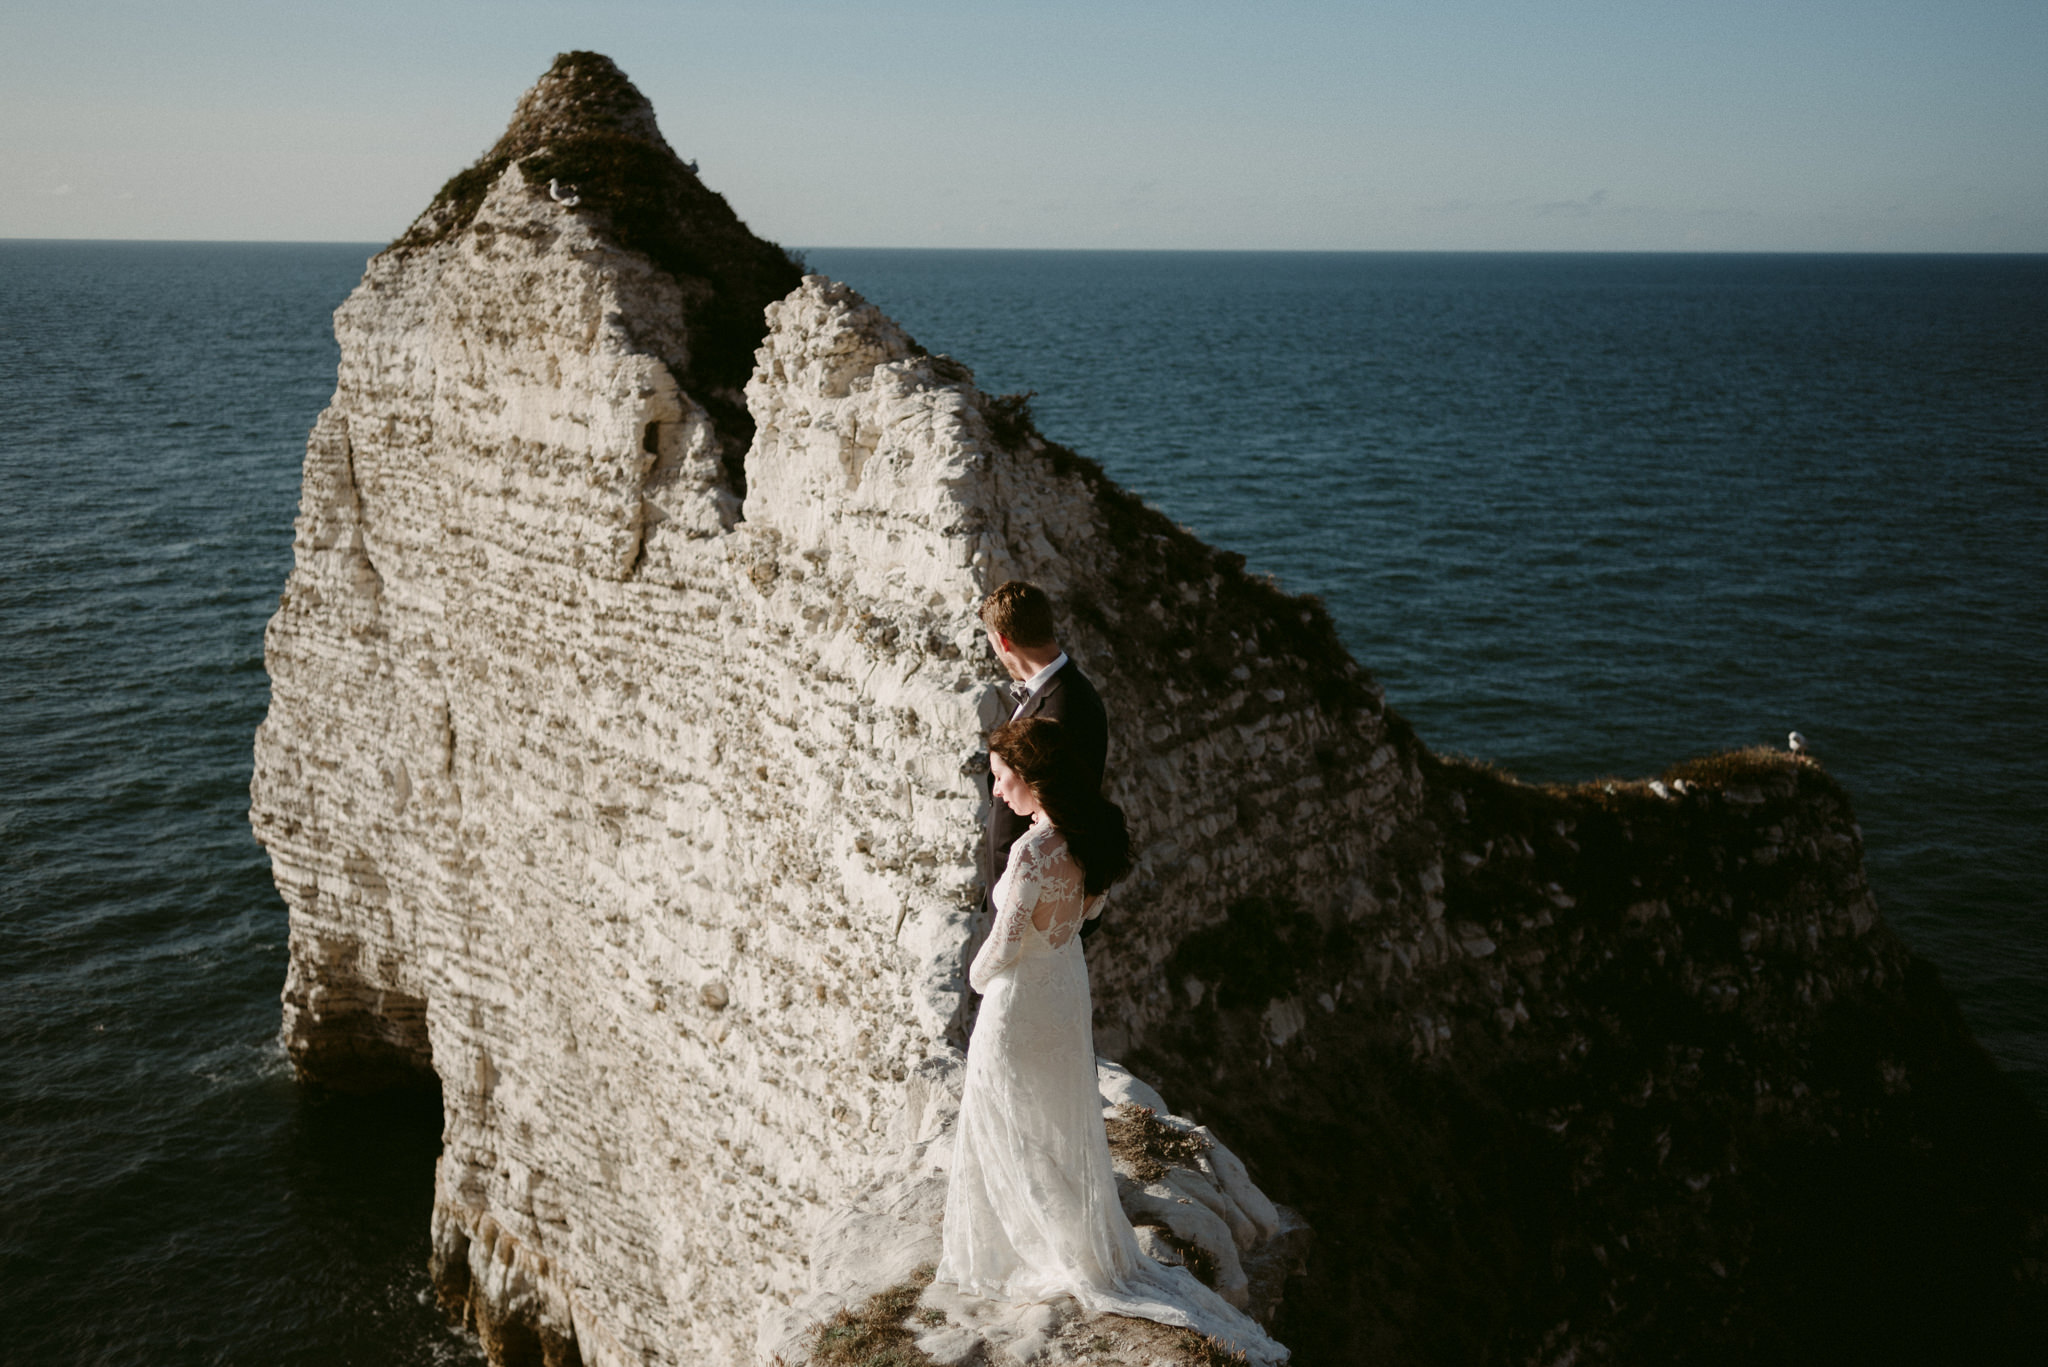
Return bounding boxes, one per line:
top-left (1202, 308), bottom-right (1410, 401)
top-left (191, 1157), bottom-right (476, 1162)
top-left (791, 1261), bottom-right (1256, 1367)
top-left (390, 51), bottom-right (803, 493)
top-left (798, 1264), bottom-right (937, 1367)
top-left (1106, 1101), bottom-right (1214, 1182)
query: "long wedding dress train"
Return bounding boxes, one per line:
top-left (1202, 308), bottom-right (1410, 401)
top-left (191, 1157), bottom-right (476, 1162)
top-left (936, 819), bottom-right (1289, 1363)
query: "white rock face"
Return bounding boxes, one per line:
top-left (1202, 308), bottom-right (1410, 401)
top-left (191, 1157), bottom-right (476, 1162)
top-left (255, 169), bottom-right (1010, 1357)
top-left (251, 177), bottom-right (1315, 1355)
top-left (254, 55), bottom-right (1415, 1367)
top-left (255, 202), bottom-right (1324, 1354)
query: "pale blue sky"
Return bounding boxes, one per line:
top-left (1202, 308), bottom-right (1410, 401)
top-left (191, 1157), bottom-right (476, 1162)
top-left (4, 0), bottom-right (2043, 250)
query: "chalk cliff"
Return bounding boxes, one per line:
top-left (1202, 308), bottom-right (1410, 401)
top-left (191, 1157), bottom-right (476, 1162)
top-left (253, 53), bottom-right (2048, 1367)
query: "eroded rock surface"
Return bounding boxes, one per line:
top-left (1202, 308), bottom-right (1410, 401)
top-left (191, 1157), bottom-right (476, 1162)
top-left (255, 51), bottom-right (2048, 1367)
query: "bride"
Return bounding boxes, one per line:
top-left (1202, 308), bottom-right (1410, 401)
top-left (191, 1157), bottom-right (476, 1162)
top-left (937, 717), bottom-right (1289, 1362)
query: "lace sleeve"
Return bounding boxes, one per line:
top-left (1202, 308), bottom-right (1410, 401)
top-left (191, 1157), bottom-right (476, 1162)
top-left (970, 828), bottom-right (1048, 992)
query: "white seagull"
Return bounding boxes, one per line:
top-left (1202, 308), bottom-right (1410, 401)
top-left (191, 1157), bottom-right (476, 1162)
top-left (1649, 780), bottom-right (1672, 800)
top-left (1788, 731), bottom-right (1809, 754)
top-left (549, 178), bottom-right (581, 207)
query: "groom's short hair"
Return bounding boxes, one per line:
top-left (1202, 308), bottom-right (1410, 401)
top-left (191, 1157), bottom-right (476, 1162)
top-left (980, 581), bottom-right (1058, 648)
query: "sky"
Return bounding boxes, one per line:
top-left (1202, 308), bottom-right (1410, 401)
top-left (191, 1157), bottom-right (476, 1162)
top-left (3, 0), bottom-right (2044, 251)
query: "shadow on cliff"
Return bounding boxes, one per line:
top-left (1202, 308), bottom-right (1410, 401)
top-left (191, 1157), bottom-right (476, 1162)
top-left (951, 390), bottom-right (2048, 1365)
top-left (1127, 751), bottom-right (2048, 1365)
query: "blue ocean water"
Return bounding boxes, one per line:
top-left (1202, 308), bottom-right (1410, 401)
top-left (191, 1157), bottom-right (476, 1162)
top-left (3, 242), bottom-right (2044, 1360)
top-left (1, 243), bottom-right (476, 1365)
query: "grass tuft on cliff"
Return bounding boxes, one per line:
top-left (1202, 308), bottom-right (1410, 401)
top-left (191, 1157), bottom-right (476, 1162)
top-left (1078, 1319), bottom-right (1255, 1366)
top-left (1106, 1101), bottom-right (1213, 1182)
top-left (798, 1264), bottom-right (939, 1367)
top-left (789, 1259), bottom-right (1257, 1366)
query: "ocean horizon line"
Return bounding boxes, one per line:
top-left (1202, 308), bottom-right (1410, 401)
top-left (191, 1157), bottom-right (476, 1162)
top-left (4, 236), bottom-right (2046, 260)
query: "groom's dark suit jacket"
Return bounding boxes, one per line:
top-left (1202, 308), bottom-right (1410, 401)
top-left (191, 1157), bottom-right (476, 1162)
top-left (981, 658), bottom-right (1110, 912)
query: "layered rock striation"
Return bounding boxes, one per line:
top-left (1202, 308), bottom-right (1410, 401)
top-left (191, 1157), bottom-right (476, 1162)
top-left (254, 53), bottom-right (2048, 1367)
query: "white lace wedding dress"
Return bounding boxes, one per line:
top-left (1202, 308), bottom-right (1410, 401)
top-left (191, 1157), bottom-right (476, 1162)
top-left (936, 818), bottom-right (1290, 1362)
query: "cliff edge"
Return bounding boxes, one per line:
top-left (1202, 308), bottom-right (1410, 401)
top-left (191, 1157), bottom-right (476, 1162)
top-left (252, 54), bottom-right (2048, 1366)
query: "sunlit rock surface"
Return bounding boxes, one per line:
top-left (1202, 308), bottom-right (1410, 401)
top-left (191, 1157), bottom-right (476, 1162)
top-left (254, 52), bottom-right (2048, 1367)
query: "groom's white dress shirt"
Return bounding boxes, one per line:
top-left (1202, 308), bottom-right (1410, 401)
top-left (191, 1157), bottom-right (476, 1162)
top-left (1010, 651), bottom-right (1069, 720)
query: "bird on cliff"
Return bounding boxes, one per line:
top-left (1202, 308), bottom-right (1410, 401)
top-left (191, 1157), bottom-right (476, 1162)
top-left (548, 178), bottom-right (581, 207)
top-left (1649, 780), bottom-right (1673, 800)
top-left (1788, 731), bottom-right (1809, 754)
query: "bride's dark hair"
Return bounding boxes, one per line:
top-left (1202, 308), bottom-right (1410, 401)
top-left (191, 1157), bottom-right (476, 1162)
top-left (988, 717), bottom-right (1132, 896)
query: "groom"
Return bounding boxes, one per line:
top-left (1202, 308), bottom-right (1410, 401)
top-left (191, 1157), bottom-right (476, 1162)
top-left (976, 580), bottom-right (1112, 939)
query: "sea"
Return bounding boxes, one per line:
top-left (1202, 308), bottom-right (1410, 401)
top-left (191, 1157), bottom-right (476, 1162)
top-left (3, 242), bottom-right (2044, 1362)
